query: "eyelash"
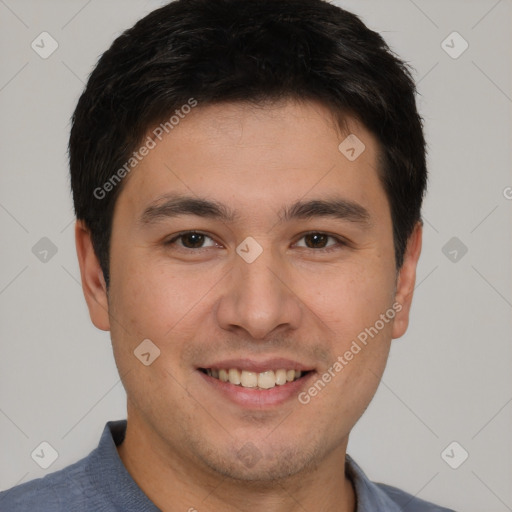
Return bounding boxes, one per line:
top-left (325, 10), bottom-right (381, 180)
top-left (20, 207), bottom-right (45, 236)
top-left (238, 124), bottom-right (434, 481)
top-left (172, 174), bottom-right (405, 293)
top-left (165, 231), bottom-right (348, 253)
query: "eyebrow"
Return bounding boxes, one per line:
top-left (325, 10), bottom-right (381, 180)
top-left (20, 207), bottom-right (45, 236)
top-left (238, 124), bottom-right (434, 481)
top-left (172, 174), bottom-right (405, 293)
top-left (140, 194), bottom-right (239, 224)
top-left (279, 198), bottom-right (370, 226)
top-left (139, 194), bottom-right (371, 227)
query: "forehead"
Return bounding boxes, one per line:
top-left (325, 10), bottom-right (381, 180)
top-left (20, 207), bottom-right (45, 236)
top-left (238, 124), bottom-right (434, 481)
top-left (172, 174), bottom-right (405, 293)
top-left (114, 100), bottom-right (388, 223)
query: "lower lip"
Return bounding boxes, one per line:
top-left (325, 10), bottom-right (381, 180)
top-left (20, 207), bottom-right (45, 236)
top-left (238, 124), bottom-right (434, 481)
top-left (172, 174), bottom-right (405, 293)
top-left (197, 370), bottom-right (316, 408)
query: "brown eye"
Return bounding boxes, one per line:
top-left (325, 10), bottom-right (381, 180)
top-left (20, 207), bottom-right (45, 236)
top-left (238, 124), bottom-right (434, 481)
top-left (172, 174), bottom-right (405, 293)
top-left (166, 231), bottom-right (217, 249)
top-left (303, 233), bottom-right (329, 248)
top-left (180, 232), bottom-right (206, 248)
top-left (294, 232), bottom-right (345, 252)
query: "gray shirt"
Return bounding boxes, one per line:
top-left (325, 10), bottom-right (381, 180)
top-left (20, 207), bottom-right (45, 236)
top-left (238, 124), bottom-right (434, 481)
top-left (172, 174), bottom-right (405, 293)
top-left (0, 420), bottom-right (455, 511)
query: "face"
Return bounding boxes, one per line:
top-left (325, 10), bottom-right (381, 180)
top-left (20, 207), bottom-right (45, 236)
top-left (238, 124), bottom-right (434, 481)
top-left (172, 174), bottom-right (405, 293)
top-left (78, 100), bottom-right (421, 482)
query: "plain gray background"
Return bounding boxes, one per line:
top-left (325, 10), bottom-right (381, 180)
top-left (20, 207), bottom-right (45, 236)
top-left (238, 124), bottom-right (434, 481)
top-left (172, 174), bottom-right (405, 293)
top-left (0, 1), bottom-right (511, 510)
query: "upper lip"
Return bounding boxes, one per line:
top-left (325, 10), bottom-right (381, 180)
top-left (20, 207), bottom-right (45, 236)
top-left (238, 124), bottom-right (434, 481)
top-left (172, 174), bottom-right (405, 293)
top-left (198, 358), bottom-right (314, 373)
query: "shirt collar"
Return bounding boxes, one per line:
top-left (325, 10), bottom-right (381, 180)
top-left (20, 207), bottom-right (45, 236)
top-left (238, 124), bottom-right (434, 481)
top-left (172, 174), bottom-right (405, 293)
top-left (85, 420), bottom-right (160, 511)
top-left (346, 454), bottom-right (405, 511)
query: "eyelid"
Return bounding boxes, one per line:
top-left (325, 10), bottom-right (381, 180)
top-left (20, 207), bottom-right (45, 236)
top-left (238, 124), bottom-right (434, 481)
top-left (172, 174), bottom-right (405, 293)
top-left (164, 230), bottom-right (350, 252)
top-left (165, 230), bottom-right (220, 248)
top-left (293, 231), bottom-right (349, 249)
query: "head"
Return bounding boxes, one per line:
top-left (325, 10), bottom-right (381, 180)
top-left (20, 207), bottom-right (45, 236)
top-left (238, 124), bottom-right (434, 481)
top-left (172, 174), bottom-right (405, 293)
top-left (72, 0), bottom-right (425, 484)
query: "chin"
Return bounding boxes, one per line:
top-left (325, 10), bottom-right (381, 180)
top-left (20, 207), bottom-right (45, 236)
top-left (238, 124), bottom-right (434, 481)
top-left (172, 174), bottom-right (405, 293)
top-left (196, 439), bottom-right (322, 484)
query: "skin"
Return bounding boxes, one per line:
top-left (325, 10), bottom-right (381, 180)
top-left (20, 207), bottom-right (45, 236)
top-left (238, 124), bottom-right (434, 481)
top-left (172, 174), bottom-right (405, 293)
top-left (76, 100), bottom-right (422, 512)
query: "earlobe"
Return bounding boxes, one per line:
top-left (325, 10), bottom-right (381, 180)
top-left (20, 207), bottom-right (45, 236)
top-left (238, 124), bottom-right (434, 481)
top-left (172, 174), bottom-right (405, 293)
top-left (75, 221), bottom-right (111, 331)
top-left (391, 221), bottom-right (423, 339)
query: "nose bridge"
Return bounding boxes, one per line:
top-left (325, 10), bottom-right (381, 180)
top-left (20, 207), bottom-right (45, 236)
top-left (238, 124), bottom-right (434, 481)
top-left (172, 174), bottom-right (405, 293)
top-left (216, 240), bottom-right (302, 339)
top-left (239, 249), bottom-right (282, 304)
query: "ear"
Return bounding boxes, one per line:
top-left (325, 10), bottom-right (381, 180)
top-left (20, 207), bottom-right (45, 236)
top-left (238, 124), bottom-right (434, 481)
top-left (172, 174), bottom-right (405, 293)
top-left (75, 220), bottom-right (110, 331)
top-left (392, 221), bottom-right (423, 339)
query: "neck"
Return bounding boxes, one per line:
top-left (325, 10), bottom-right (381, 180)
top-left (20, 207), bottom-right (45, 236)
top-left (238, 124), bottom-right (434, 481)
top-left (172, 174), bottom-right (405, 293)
top-left (117, 412), bottom-right (356, 512)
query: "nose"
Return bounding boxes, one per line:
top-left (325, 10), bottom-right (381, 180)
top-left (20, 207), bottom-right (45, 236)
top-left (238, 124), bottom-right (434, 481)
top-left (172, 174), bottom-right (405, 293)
top-left (215, 244), bottom-right (303, 340)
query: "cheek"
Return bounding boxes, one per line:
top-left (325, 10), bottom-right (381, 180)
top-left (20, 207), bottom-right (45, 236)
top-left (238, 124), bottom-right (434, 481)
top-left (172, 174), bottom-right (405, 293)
top-left (108, 251), bottom-right (224, 345)
top-left (322, 260), bottom-right (395, 415)
top-left (296, 256), bottom-right (396, 333)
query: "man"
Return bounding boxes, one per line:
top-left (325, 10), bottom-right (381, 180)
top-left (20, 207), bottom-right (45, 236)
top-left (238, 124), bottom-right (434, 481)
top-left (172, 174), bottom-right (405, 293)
top-left (0, 0), bottom-right (455, 510)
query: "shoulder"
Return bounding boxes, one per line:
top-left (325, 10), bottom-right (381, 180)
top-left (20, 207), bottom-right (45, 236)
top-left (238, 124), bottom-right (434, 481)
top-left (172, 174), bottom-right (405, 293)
top-left (346, 455), bottom-right (456, 512)
top-left (375, 482), bottom-right (457, 512)
top-left (0, 457), bottom-right (93, 511)
top-left (0, 420), bottom-right (126, 511)
top-left (0, 420), bottom-right (154, 512)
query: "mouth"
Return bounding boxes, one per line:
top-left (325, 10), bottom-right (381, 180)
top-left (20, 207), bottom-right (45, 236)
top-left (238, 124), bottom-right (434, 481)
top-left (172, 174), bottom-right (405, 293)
top-left (198, 367), bottom-right (311, 390)
top-left (196, 358), bottom-right (316, 408)
top-left (198, 366), bottom-right (315, 408)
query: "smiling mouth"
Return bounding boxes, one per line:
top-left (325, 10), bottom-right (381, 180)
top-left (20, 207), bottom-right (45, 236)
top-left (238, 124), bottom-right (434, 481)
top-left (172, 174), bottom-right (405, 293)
top-left (199, 368), bottom-right (311, 389)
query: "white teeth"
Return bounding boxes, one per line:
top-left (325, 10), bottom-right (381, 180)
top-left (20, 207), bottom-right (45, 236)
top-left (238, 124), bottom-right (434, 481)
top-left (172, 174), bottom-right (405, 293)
top-left (240, 370), bottom-right (258, 388)
top-left (228, 368), bottom-right (241, 385)
top-left (206, 367), bottom-right (306, 388)
top-left (258, 370), bottom-right (276, 389)
top-left (275, 369), bottom-right (287, 386)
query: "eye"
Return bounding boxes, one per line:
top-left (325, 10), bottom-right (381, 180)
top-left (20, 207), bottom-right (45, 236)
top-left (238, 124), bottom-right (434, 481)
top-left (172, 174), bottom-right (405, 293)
top-left (166, 231), bottom-right (218, 249)
top-left (294, 232), bottom-right (345, 251)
